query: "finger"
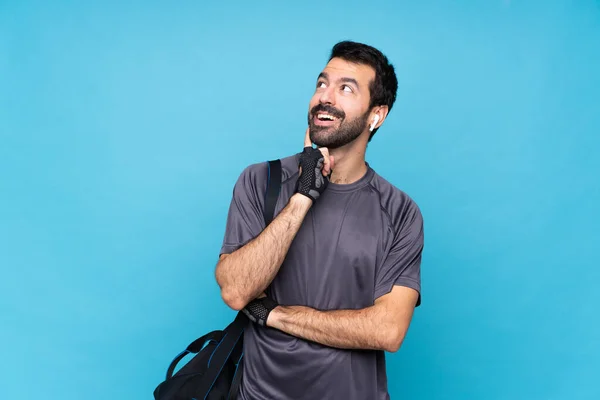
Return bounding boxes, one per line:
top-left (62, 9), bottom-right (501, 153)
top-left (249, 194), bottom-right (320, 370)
top-left (304, 127), bottom-right (312, 148)
top-left (329, 155), bottom-right (335, 174)
top-left (319, 148), bottom-right (330, 175)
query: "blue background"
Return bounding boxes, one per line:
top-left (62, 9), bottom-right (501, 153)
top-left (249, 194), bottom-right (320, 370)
top-left (1, 1), bottom-right (599, 399)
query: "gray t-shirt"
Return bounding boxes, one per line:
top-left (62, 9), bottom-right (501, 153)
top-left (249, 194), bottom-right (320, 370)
top-left (220, 153), bottom-right (424, 400)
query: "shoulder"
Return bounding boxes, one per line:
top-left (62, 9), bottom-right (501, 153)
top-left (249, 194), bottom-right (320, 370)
top-left (368, 170), bottom-right (424, 235)
top-left (232, 153), bottom-right (299, 195)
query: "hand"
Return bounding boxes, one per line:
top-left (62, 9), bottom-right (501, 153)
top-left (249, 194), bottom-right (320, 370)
top-left (295, 128), bottom-right (335, 202)
top-left (241, 296), bottom-right (279, 327)
top-left (303, 128), bottom-right (334, 176)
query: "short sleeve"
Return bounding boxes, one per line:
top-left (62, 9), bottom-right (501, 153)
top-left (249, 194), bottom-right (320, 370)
top-left (219, 163), bottom-right (268, 256)
top-left (374, 202), bottom-right (424, 306)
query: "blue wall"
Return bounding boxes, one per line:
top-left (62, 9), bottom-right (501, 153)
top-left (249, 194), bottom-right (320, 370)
top-left (1, 1), bottom-right (599, 399)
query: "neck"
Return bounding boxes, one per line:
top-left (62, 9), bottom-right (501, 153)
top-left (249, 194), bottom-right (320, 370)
top-left (328, 136), bottom-right (368, 185)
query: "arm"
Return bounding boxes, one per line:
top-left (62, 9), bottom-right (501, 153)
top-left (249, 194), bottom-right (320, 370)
top-left (216, 130), bottom-right (334, 311)
top-left (216, 194), bottom-right (312, 311)
top-left (263, 200), bottom-right (424, 352)
top-left (267, 285), bottom-right (419, 352)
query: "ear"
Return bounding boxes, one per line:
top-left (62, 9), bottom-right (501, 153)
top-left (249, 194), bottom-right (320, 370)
top-left (369, 106), bottom-right (389, 132)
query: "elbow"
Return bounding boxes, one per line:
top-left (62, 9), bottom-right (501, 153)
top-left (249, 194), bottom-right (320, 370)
top-left (215, 256), bottom-right (246, 311)
top-left (220, 288), bottom-right (247, 311)
top-left (383, 328), bottom-right (406, 353)
top-left (385, 339), bottom-right (403, 353)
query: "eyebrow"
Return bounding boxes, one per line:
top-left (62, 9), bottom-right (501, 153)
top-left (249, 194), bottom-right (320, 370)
top-left (340, 77), bottom-right (360, 89)
top-left (318, 72), bottom-right (360, 90)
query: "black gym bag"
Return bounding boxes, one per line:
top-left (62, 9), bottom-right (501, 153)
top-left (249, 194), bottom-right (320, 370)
top-left (153, 159), bottom-right (282, 400)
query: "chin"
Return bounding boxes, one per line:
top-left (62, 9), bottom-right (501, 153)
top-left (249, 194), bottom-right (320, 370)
top-left (309, 131), bottom-right (334, 148)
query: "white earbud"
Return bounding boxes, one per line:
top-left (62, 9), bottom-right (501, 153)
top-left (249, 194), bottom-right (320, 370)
top-left (370, 115), bottom-right (380, 132)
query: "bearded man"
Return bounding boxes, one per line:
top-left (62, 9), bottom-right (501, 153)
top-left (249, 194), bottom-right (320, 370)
top-left (215, 40), bottom-right (425, 400)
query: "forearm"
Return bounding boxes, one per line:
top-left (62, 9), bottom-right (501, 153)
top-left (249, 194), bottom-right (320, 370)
top-left (216, 194), bottom-right (311, 310)
top-left (268, 304), bottom-right (404, 352)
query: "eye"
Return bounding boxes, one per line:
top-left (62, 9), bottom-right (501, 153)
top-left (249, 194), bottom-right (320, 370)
top-left (317, 81), bottom-right (327, 89)
top-left (342, 85), bottom-right (353, 93)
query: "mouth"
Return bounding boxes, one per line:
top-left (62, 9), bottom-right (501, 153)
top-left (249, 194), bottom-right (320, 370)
top-left (313, 113), bottom-right (339, 127)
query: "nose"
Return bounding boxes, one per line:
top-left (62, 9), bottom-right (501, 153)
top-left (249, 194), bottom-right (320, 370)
top-left (318, 85), bottom-right (335, 105)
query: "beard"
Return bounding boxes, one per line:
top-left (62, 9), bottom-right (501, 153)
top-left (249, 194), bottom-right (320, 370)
top-left (307, 104), bottom-right (370, 149)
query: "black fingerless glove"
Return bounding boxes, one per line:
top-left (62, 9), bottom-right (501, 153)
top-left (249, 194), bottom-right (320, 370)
top-left (295, 146), bottom-right (329, 202)
top-left (242, 296), bottom-right (278, 327)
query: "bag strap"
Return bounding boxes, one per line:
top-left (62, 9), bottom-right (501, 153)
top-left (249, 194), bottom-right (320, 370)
top-left (227, 357), bottom-right (244, 399)
top-left (263, 159), bottom-right (282, 226)
top-left (165, 330), bottom-right (224, 379)
top-left (224, 159), bottom-right (282, 399)
top-left (198, 158), bottom-right (283, 399)
top-left (195, 312), bottom-right (247, 398)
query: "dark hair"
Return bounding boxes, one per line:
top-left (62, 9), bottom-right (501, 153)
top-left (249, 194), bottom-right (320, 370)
top-left (329, 41), bottom-right (398, 140)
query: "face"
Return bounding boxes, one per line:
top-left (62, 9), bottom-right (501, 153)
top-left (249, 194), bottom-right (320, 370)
top-left (307, 57), bottom-right (375, 149)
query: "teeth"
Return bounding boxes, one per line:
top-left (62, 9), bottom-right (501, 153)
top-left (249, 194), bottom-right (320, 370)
top-left (317, 114), bottom-right (335, 121)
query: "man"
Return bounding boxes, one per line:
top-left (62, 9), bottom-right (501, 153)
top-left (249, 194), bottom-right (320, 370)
top-left (215, 41), bottom-right (424, 400)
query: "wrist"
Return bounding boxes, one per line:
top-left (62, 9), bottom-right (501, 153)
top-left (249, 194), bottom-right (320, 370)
top-left (267, 305), bottom-right (288, 329)
top-left (290, 193), bottom-right (313, 209)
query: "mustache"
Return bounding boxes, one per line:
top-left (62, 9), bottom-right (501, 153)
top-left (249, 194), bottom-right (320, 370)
top-left (310, 104), bottom-right (345, 119)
